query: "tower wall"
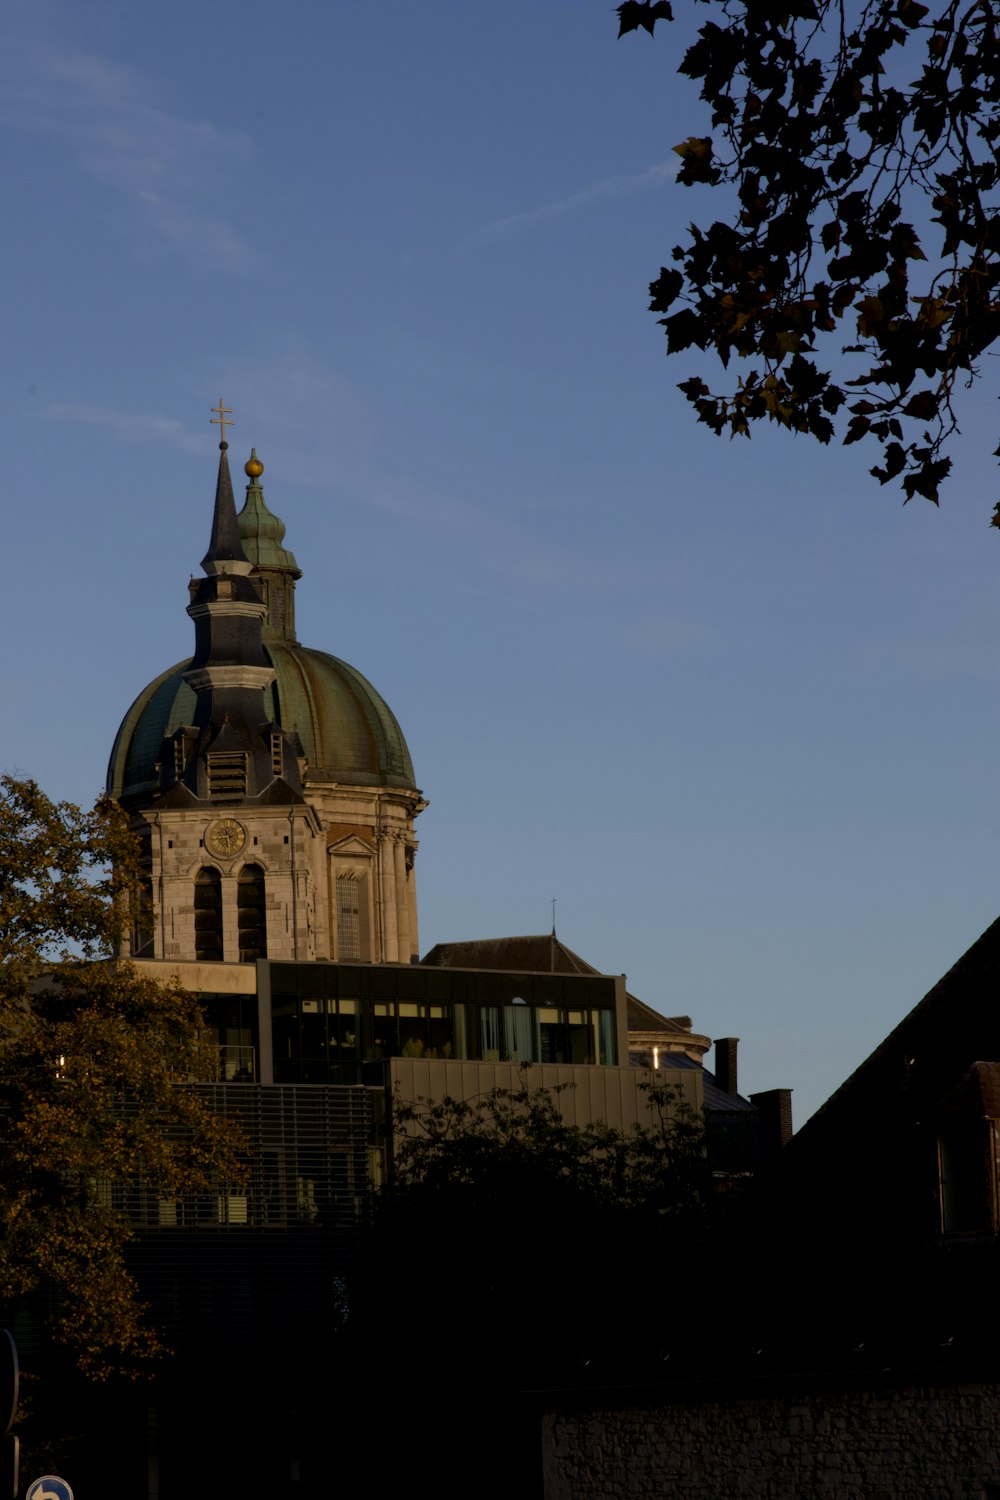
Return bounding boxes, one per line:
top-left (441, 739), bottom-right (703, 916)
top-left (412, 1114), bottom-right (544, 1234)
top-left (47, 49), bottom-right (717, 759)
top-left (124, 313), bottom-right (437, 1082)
top-left (115, 438), bottom-right (424, 972)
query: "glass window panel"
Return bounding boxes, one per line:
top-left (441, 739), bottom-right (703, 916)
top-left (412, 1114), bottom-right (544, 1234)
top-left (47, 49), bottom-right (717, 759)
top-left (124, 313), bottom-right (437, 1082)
top-left (372, 968), bottom-right (397, 999)
top-left (272, 1002), bottom-right (299, 1083)
top-left (480, 1007), bottom-right (501, 1061)
top-left (538, 1009), bottom-right (566, 1065)
top-left (427, 1008), bottom-right (454, 1059)
top-left (599, 1010), bottom-right (617, 1065)
top-left (427, 972), bottom-right (458, 1004)
top-left (534, 977), bottom-right (562, 1006)
top-left (567, 1013), bottom-right (593, 1065)
top-left (590, 1012), bottom-right (601, 1068)
top-left (396, 969), bottom-right (426, 1000)
top-left (453, 1003), bottom-right (468, 1060)
top-left (300, 1001), bottom-right (327, 1061)
top-left (370, 1005), bottom-right (394, 1059)
top-left (504, 1005), bottom-right (535, 1064)
top-left (473, 973), bottom-right (502, 1003)
top-left (329, 1004), bottom-right (358, 1059)
top-left (399, 1004), bottom-right (427, 1056)
top-left (331, 966), bottom-right (363, 997)
top-left (940, 1122), bottom-right (990, 1231)
top-left (296, 971), bottom-right (324, 1001)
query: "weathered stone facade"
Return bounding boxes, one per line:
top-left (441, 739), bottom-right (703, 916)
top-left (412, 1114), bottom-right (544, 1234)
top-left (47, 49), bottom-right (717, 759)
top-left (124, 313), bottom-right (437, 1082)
top-left (542, 1377), bottom-right (1000, 1500)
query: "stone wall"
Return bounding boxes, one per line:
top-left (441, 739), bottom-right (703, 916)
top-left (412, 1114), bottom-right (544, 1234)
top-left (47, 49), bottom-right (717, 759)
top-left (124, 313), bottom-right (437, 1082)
top-left (542, 1378), bottom-right (1000, 1500)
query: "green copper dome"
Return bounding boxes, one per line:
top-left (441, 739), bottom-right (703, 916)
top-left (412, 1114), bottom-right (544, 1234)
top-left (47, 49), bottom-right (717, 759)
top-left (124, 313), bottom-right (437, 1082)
top-left (107, 448), bottom-right (418, 802)
top-left (237, 451), bottom-right (301, 576)
top-left (107, 641), bottom-right (417, 801)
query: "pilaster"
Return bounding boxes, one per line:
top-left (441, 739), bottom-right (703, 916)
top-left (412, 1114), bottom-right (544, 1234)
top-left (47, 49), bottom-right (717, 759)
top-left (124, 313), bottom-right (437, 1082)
top-left (379, 829), bottom-right (399, 962)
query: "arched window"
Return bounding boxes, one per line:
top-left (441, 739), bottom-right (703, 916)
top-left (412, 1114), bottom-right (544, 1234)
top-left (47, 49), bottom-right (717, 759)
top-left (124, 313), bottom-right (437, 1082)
top-left (237, 864), bottom-right (267, 963)
top-left (194, 868), bottom-right (223, 962)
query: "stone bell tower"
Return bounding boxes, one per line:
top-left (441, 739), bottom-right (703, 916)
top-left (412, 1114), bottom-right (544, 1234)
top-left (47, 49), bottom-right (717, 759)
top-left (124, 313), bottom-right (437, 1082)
top-left (108, 402), bottom-right (426, 970)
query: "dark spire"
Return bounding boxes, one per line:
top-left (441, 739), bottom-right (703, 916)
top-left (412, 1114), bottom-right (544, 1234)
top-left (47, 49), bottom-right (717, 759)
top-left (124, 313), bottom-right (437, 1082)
top-left (201, 440), bottom-right (250, 575)
top-left (155, 420), bottom-right (306, 806)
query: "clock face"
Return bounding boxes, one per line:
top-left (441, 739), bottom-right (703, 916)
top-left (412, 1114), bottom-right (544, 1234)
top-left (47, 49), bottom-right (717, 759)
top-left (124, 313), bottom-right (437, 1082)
top-left (206, 818), bottom-right (247, 858)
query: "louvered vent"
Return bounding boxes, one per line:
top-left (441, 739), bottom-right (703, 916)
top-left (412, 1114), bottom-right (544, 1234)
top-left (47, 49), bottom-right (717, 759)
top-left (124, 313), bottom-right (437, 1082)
top-left (207, 752), bottom-right (248, 802)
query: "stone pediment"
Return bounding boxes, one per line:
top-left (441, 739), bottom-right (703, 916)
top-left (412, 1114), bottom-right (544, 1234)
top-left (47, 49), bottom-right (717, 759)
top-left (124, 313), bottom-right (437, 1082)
top-left (327, 833), bottom-right (375, 857)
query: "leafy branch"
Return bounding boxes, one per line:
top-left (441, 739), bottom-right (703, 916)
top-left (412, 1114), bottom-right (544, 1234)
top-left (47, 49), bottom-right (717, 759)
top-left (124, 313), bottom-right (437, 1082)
top-left (618, 0), bottom-right (1000, 519)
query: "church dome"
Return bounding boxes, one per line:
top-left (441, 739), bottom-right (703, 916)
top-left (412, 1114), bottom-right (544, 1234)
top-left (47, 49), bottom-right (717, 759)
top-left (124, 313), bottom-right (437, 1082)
top-left (107, 449), bottom-right (417, 802)
top-left (107, 641), bottom-right (416, 801)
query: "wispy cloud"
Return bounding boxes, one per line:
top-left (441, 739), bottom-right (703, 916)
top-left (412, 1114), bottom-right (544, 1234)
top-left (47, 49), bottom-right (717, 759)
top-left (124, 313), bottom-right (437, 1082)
top-left (0, 34), bottom-right (261, 271)
top-left (45, 404), bottom-right (210, 455)
top-left (209, 352), bottom-right (631, 592)
top-left (462, 161), bottom-right (675, 250)
top-left (47, 359), bottom-right (634, 601)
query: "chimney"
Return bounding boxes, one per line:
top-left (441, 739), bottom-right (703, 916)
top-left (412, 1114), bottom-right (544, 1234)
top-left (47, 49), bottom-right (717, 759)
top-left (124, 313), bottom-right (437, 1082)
top-left (749, 1088), bottom-right (794, 1159)
top-left (713, 1037), bottom-right (739, 1096)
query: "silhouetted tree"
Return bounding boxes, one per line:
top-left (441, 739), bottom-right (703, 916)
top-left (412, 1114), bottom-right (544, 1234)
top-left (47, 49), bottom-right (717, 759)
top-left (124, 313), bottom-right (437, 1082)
top-left (0, 776), bottom-right (242, 1377)
top-left (618, 0), bottom-right (1000, 518)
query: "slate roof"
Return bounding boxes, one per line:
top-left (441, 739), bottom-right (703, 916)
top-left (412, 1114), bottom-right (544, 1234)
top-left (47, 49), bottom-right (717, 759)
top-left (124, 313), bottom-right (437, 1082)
top-left (791, 910), bottom-right (1000, 1153)
top-left (201, 442), bottom-right (249, 573)
top-left (627, 990), bottom-right (695, 1036)
top-left (647, 1049), bottom-right (756, 1113)
top-left (421, 935), bottom-right (694, 1036)
top-left (422, 934), bottom-right (598, 976)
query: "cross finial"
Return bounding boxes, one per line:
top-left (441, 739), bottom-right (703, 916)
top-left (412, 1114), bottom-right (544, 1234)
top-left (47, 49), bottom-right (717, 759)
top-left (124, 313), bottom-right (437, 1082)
top-left (211, 398), bottom-right (234, 447)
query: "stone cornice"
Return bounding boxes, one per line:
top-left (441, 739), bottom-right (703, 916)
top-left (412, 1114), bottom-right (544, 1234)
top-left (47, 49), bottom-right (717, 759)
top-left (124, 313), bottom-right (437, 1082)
top-left (202, 558), bottom-right (254, 578)
top-left (186, 599), bottom-right (267, 621)
top-left (182, 665), bottom-right (276, 692)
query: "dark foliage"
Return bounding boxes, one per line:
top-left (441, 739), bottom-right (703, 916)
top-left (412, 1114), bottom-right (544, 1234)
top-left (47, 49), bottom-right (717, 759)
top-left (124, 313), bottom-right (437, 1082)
top-left (0, 776), bottom-right (243, 1377)
top-left (618, 0), bottom-right (1000, 519)
top-left (344, 1078), bottom-right (713, 1498)
top-left (359, 1078), bottom-right (710, 1382)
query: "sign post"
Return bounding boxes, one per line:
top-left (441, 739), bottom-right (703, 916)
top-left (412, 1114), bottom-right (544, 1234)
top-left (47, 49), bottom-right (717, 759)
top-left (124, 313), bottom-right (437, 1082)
top-left (0, 1331), bottom-right (18, 1500)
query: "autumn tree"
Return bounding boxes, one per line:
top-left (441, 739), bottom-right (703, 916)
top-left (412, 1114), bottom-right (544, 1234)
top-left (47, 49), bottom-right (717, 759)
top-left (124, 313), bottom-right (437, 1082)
top-left (0, 775), bottom-right (242, 1378)
top-left (618, 0), bottom-right (1000, 518)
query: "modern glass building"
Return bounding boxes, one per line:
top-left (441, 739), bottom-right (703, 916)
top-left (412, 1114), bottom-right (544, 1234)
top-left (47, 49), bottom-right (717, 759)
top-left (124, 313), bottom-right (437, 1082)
top-left (194, 960), bottom-right (626, 1084)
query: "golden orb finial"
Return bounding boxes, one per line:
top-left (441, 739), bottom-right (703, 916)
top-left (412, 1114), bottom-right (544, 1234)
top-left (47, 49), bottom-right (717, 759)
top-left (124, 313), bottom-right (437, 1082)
top-left (245, 448), bottom-right (264, 480)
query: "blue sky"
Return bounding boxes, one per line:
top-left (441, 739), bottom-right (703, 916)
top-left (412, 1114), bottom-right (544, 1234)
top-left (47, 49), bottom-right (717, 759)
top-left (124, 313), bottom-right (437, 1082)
top-left (4, 0), bottom-right (999, 1123)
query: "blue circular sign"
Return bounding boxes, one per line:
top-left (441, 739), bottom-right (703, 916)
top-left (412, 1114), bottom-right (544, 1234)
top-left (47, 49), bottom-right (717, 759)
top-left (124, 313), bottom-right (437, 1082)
top-left (26, 1478), bottom-right (73, 1500)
